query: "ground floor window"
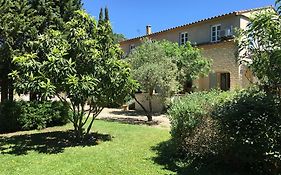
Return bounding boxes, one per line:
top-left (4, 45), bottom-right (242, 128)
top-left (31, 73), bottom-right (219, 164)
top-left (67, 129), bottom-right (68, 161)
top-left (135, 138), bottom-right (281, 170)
top-left (220, 72), bottom-right (230, 91)
top-left (209, 72), bottom-right (230, 91)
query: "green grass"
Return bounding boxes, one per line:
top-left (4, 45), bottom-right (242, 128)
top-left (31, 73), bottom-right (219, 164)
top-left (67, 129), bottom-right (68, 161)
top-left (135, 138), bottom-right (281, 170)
top-left (0, 120), bottom-right (175, 175)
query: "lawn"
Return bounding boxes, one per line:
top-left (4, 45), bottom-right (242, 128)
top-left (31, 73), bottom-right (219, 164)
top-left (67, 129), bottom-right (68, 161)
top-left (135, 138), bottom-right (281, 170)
top-left (0, 120), bottom-right (175, 175)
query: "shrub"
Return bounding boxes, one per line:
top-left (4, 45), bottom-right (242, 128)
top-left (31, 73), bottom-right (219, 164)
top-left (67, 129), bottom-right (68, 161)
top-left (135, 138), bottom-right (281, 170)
top-left (0, 101), bottom-right (21, 132)
top-left (0, 101), bottom-right (69, 133)
top-left (168, 90), bottom-right (236, 158)
top-left (213, 88), bottom-right (281, 174)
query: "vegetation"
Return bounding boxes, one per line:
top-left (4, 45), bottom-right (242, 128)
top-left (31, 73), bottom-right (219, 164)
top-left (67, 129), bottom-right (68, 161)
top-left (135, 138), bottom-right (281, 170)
top-left (168, 90), bottom-right (236, 158)
top-left (127, 40), bottom-right (178, 121)
top-left (161, 41), bottom-right (211, 92)
top-left (0, 101), bottom-right (69, 133)
top-left (11, 9), bottom-right (136, 139)
top-left (0, 120), bottom-right (174, 175)
top-left (0, 0), bottom-right (82, 102)
top-left (127, 40), bottom-right (211, 121)
top-left (238, 5), bottom-right (281, 93)
top-left (214, 88), bottom-right (281, 174)
top-left (168, 88), bottom-right (281, 174)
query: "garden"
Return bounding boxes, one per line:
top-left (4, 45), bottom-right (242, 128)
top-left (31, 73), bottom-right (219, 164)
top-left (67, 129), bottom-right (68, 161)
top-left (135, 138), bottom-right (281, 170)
top-left (0, 0), bottom-right (281, 175)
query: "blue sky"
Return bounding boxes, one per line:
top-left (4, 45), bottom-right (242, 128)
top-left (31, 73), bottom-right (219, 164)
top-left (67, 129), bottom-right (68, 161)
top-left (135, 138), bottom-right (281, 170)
top-left (82, 0), bottom-right (275, 39)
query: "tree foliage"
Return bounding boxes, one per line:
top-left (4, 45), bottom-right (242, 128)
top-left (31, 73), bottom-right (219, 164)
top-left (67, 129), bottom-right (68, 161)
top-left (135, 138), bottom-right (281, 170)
top-left (127, 40), bottom-right (178, 121)
top-left (161, 41), bottom-right (211, 92)
top-left (238, 7), bottom-right (281, 93)
top-left (11, 10), bottom-right (136, 139)
top-left (0, 0), bottom-right (82, 102)
top-left (127, 40), bottom-right (210, 121)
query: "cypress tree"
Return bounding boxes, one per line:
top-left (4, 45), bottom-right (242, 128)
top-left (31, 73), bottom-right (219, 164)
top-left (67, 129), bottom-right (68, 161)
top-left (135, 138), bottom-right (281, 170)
top-left (98, 8), bottom-right (104, 27)
top-left (105, 7), bottom-right (109, 21)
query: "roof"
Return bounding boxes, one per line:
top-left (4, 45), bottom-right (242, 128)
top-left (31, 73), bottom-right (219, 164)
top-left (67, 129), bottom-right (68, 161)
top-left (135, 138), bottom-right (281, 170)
top-left (120, 6), bottom-right (274, 44)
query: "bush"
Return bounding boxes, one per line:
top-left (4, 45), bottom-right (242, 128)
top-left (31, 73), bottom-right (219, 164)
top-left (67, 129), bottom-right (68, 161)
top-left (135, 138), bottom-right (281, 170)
top-left (0, 101), bottom-right (21, 132)
top-left (168, 90), bottom-right (236, 158)
top-left (168, 88), bottom-right (281, 174)
top-left (213, 88), bottom-right (281, 174)
top-left (0, 101), bottom-right (69, 133)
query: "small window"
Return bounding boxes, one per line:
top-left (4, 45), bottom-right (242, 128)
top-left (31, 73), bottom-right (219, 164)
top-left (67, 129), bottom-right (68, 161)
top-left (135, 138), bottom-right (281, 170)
top-left (180, 32), bottom-right (188, 45)
top-left (211, 24), bottom-right (221, 42)
top-left (129, 44), bottom-right (135, 52)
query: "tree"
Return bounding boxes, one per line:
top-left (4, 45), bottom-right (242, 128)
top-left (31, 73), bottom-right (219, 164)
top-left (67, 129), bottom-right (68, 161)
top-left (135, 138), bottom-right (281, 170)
top-left (161, 41), bottom-right (211, 92)
top-left (98, 8), bottom-right (104, 27)
top-left (277, 0), bottom-right (281, 15)
top-left (113, 33), bottom-right (126, 44)
top-left (11, 10), bottom-right (137, 140)
top-left (0, 0), bottom-right (82, 102)
top-left (126, 40), bottom-right (211, 121)
top-left (127, 40), bottom-right (179, 121)
top-left (238, 6), bottom-right (281, 93)
top-left (105, 7), bottom-right (110, 21)
top-left (0, 0), bottom-right (39, 101)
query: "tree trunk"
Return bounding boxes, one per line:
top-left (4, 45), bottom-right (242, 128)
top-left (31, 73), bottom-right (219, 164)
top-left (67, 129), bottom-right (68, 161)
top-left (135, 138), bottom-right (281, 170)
top-left (132, 94), bottom-right (152, 121)
top-left (8, 81), bottom-right (13, 101)
top-left (1, 75), bottom-right (9, 102)
top-left (148, 89), bottom-right (153, 121)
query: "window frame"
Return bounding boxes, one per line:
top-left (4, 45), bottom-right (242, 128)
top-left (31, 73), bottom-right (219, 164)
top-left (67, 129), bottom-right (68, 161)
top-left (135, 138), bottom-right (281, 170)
top-left (179, 32), bottom-right (189, 45)
top-left (129, 44), bottom-right (135, 52)
top-left (211, 24), bottom-right (221, 43)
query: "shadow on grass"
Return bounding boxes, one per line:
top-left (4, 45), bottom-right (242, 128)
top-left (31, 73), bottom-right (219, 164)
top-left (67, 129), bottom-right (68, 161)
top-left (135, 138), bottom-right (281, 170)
top-left (109, 110), bottom-right (164, 117)
top-left (151, 140), bottom-right (250, 175)
top-left (151, 140), bottom-right (197, 175)
top-left (98, 117), bottom-right (160, 126)
top-left (0, 131), bottom-right (112, 155)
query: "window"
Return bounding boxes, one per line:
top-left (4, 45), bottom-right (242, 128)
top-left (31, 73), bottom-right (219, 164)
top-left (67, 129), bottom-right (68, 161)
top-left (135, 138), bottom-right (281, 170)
top-left (211, 24), bottom-right (221, 42)
top-left (129, 44), bottom-right (135, 52)
top-left (180, 32), bottom-right (188, 45)
top-left (220, 73), bottom-right (230, 91)
top-left (209, 72), bottom-right (230, 91)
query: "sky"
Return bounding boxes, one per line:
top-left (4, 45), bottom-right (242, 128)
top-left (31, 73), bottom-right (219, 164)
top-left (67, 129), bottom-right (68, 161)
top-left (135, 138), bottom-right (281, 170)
top-left (82, 0), bottom-right (275, 39)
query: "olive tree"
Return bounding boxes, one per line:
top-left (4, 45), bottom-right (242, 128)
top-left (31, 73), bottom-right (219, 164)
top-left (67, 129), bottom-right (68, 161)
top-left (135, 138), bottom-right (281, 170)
top-left (127, 40), bottom-right (178, 121)
top-left (127, 40), bottom-right (210, 121)
top-left (11, 11), bottom-right (136, 140)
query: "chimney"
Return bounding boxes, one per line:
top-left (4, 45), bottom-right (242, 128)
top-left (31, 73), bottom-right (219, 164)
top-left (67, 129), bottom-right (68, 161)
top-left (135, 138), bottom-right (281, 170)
top-left (146, 25), bottom-right (152, 35)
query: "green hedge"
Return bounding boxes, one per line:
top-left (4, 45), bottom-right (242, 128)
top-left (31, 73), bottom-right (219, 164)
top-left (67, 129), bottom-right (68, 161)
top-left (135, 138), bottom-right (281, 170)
top-left (168, 88), bottom-right (281, 174)
top-left (168, 90), bottom-right (235, 157)
top-left (0, 101), bottom-right (70, 133)
top-left (213, 88), bottom-right (281, 174)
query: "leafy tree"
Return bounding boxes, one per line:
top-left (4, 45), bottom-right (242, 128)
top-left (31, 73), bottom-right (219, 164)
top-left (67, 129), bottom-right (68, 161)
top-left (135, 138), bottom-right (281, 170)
top-left (127, 40), bottom-right (179, 121)
top-left (127, 40), bottom-right (211, 121)
top-left (113, 33), bottom-right (126, 43)
top-left (11, 11), bottom-right (136, 140)
top-left (0, 0), bottom-right (82, 102)
top-left (238, 6), bottom-right (281, 93)
top-left (161, 41), bottom-right (211, 92)
top-left (0, 0), bottom-right (39, 101)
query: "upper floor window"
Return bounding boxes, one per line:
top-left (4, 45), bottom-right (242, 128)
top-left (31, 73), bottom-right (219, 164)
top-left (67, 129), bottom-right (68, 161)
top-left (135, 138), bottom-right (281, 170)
top-left (129, 44), bottom-right (135, 52)
top-left (211, 24), bottom-right (221, 42)
top-left (180, 32), bottom-right (188, 45)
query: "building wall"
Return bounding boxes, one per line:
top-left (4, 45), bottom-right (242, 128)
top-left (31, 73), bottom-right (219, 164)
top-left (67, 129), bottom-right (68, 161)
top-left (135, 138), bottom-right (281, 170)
top-left (196, 41), bottom-right (241, 90)
top-left (120, 14), bottom-right (241, 54)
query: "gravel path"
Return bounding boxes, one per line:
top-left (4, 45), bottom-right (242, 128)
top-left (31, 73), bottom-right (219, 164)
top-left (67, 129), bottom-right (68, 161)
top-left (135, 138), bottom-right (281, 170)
top-left (98, 108), bottom-right (171, 129)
